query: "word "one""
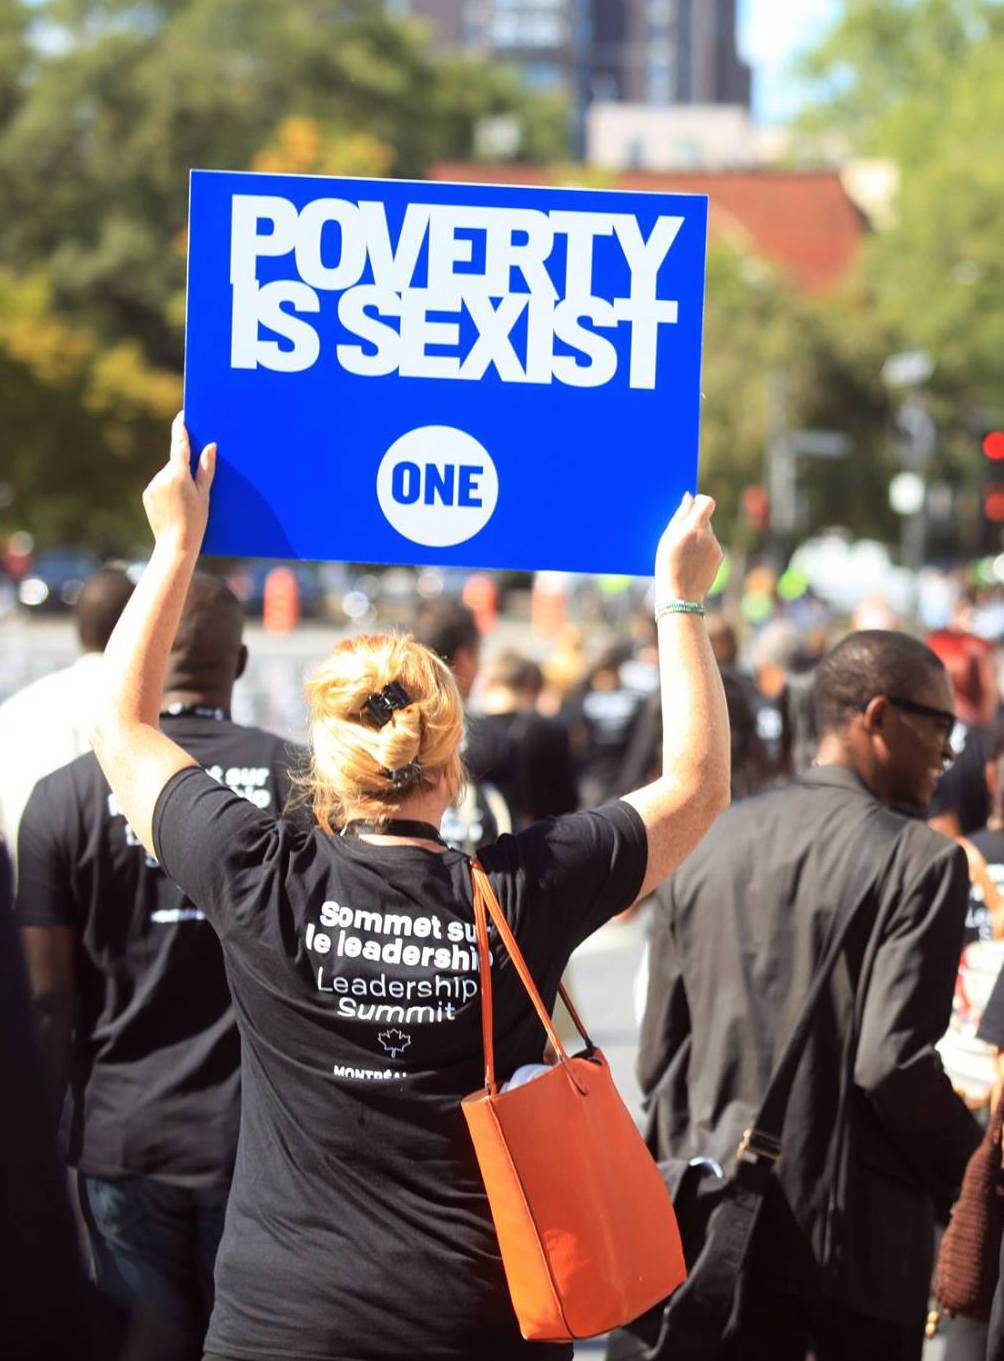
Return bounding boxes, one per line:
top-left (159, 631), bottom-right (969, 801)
top-left (230, 196), bottom-right (685, 390)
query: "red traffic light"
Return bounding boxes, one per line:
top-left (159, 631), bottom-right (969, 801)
top-left (983, 431), bottom-right (1004, 460)
top-left (742, 484), bottom-right (770, 532)
top-left (985, 484), bottom-right (1004, 522)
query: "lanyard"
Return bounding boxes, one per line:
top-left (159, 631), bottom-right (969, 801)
top-left (160, 703), bottom-right (229, 721)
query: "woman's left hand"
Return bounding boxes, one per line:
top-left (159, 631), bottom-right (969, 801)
top-left (142, 411), bottom-right (216, 555)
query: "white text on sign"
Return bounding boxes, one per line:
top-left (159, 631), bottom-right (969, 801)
top-left (229, 197), bottom-right (683, 389)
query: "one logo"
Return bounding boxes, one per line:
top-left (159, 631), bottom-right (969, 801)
top-left (377, 1027), bottom-right (412, 1059)
top-left (376, 426), bottom-right (498, 547)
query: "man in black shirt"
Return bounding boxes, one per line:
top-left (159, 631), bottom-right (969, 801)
top-left (412, 597), bottom-right (511, 850)
top-left (750, 617), bottom-right (806, 780)
top-left (15, 573), bottom-right (304, 1361)
top-left (571, 644), bottom-right (650, 806)
top-left (639, 630), bottom-right (981, 1360)
top-left (465, 650), bottom-right (578, 827)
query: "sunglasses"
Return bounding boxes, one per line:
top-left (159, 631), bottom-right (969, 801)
top-left (859, 694), bottom-right (958, 741)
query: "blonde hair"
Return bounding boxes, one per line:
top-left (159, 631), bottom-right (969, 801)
top-left (303, 632), bottom-right (465, 833)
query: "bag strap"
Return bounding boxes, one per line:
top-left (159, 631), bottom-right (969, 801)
top-left (956, 835), bottom-right (1004, 936)
top-left (739, 804), bottom-right (900, 1164)
top-left (470, 858), bottom-right (592, 1097)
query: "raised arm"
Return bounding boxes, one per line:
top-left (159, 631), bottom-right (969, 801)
top-left (623, 494), bottom-right (730, 900)
top-left (90, 414), bottom-right (216, 856)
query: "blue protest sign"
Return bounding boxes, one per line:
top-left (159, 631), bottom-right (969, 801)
top-left (184, 170), bottom-right (707, 574)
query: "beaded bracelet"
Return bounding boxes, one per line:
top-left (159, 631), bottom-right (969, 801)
top-left (654, 599), bottom-right (706, 621)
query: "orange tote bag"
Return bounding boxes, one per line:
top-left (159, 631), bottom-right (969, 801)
top-left (461, 859), bottom-right (686, 1343)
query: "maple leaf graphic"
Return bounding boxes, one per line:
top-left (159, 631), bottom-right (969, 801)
top-left (378, 1028), bottom-right (412, 1059)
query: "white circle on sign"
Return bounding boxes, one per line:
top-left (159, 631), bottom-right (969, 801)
top-left (376, 426), bottom-right (498, 547)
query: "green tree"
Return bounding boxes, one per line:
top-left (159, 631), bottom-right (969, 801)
top-left (698, 243), bottom-right (897, 549)
top-left (0, 266), bottom-right (180, 548)
top-left (784, 0), bottom-right (1004, 556)
top-left (0, 0), bottom-right (29, 125)
top-left (0, 0), bottom-right (564, 548)
top-left (0, 0), bottom-right (563, 365)
top-left (797, 0), bottom-right (1004, 145)
top-left (797, 0), bottom-right (1004, 422)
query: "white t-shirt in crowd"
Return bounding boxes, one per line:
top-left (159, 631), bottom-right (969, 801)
top-left (0, 652), bottom-right (108, 861)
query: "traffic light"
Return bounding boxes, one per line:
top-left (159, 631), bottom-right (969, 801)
top-left (741, 484), bottom-right (770, 534)
top-left (983, 430), bottom-right (1004, 461)
top-left (983, 429), bottom-right (1004, 522)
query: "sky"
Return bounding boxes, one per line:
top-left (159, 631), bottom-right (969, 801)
top-left (737, 0), bottom-right (842, 123)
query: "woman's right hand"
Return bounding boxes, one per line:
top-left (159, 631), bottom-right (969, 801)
top-left (142, 412), bottom-right (216, 557)
top-left (654, 491), bottom-right (722, 604)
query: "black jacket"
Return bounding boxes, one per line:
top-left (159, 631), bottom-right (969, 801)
top-left (639, 765), bottom-right (982, 1326)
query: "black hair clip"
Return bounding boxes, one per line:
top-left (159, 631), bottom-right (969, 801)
top-left (364, 681), bottom-right (413, 728)
top-left (381, 759), bottom-right (422, 790)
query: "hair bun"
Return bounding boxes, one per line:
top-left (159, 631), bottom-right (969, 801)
top-left (303, 632), bottom-right (466, 832)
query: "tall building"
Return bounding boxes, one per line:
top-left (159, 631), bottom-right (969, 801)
top-left (401, 0), bottom-right (751, 108)
top-left (401, 1), bottom-right (572, 91)
top-left (592, 0), bottom-right (751, 105)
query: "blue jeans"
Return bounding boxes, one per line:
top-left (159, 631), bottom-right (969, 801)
top-left (80, 1173), bottom-right (229, 1361)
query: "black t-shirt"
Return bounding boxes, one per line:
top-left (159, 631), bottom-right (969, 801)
top-left (439, 773), bottom-right (505, 853)
top-left (14, 712), bottom-right (303, 1186)
top-left (152, 769), bottom-right (647, 1361)
top-left (961, 826), bottom-right (1004, 947)
top-left (465, 710), bottom-right (579, 826)
top-left (574, 686), bottom-right (646, 805)
top-left (929, 722), bottom-right (992, 833)
top-left (978, 963), bottom-right (1004, 1049)
top-left (974, 824), bottom-right (1004, 1050)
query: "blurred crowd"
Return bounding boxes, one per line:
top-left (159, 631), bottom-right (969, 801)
top-left (453, 571), bottom-right (1004, 834)
top-left (8, 558), bottom-right (1004, 1361)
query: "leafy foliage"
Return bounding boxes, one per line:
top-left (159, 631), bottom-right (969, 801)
top-left (698, 245), bottom-right (897, 547)
top-left (796, 0), bottom-right (1004, 489)
top-left (5, 0), bottom-right (1004, 560)
top-left (0, 0), bottom-right (564, 550)
top-left (0, 264), bottom-right (181, 546)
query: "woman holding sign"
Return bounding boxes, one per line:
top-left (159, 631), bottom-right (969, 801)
top-left (89, 414), bottom-right (729, 1361)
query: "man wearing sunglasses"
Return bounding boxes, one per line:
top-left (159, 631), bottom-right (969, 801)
top-left (853, 690), bottom-right (957, 815)
top-left (638, 629), bottom-right (981, 1361)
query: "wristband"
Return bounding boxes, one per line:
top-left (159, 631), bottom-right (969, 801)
top-left (654, 599), bottom-right (706, 621)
